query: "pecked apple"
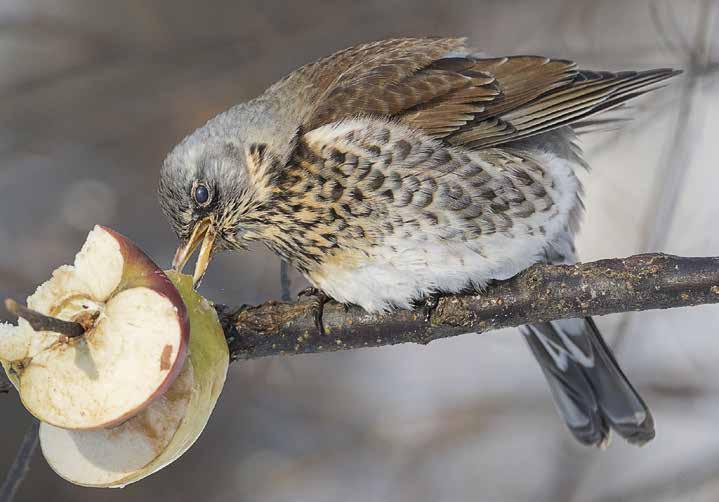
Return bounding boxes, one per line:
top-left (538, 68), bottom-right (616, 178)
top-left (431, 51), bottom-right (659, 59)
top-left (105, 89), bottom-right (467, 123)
top-left (1, 226), bottom-right (229, 487)
top-left (40, 271), bottom-right (229, 487)
top-left (0, 225), bottom-right (189, 430)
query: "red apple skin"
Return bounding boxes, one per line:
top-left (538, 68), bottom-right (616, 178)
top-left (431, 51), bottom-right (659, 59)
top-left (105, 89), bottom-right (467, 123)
top-left (94, 226), bottom-right (190, 428)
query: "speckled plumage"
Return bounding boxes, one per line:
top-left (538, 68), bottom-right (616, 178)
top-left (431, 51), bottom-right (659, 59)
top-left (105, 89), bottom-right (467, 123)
top-left (158, 38), bottom-right (679, 447)
top-left (256, 120), bottom-right (582, 312)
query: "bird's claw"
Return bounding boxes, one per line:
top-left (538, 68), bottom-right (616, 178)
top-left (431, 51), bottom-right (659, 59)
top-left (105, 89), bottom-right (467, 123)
top-left (416, 293), bottom-right (442, 323)
top-left (297, 286), bottom-right (320, 299)
top-left (298, 287), bottom-right (330, 336)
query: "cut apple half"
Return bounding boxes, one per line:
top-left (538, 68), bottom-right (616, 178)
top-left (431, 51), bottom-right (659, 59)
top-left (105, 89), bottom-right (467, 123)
top-left (0, 225), bottom-right (189, 430)
top-left (40, 272), bottom-right (229, 487)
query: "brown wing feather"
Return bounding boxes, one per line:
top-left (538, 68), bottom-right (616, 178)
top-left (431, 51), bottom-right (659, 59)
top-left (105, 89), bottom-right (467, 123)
top-left (449, 67), bottom-right (680, 148)
top-left (398, 58), bottom-right (501, 137)
top-left (400, 56), bottom-right (575, 133)
top-left (278, 38), bottom-right (679, 149)
top-left (283, 37), bottom-right (466, 130)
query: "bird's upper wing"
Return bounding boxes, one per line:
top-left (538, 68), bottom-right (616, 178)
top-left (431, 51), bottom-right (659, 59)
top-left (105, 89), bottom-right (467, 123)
top-left (269, 37), bottom-right (679, 149)
top-left (267, 37), bottom-right (466, 127)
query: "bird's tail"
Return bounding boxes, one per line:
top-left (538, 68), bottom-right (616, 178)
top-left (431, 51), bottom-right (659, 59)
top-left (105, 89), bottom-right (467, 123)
top-left (521, 317), bottom-right (655, 447)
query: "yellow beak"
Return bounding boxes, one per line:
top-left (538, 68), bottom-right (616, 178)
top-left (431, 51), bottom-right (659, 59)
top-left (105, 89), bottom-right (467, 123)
top-left (172, 217), bottom-right (217, 288)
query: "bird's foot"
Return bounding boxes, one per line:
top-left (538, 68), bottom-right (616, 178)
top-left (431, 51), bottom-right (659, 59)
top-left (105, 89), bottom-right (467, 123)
top-left (297, 286), bottom-right (320, 299)
top-left (298, 287), bottom-right (331, 336)
top-left (413, 292), bottom-right (444, 323)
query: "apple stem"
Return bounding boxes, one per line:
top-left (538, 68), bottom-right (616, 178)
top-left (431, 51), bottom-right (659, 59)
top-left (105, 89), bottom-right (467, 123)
top-left (4, 299), bottom-right (85, 338)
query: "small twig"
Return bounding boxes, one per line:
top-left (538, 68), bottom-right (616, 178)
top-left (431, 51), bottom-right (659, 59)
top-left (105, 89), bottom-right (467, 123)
top-left (4, 299), bottom-right (85, 338)
top-left (0, 419), bottom-right (39, 502)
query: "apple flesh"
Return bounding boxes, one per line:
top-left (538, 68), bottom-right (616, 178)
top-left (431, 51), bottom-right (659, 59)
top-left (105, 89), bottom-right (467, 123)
top-left (0, 226), bottom-right (189, 430)
top-left (40, 272), bottom-right (229, 487)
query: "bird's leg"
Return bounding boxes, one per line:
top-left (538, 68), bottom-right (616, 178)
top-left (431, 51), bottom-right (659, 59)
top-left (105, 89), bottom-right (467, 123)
top-left (298, 287), bottom-right (331, 336)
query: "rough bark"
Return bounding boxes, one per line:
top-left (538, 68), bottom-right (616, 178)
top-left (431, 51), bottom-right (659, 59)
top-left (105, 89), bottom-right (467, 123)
top-left (217, 253), bottom-right (719, 361)
top-left (1, 252), bottom-right (717, 376)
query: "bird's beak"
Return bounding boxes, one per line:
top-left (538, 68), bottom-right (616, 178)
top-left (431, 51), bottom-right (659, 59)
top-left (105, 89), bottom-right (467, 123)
top-left (172, 217), bottom-right (217, 289)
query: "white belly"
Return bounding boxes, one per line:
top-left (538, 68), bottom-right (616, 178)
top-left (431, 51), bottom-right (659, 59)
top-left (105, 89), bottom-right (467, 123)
top-left (311, 230), bottom-right (560, 312)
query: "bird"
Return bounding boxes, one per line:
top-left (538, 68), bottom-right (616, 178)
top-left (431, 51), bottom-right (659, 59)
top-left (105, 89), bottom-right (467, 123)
top-left (158, 37), bottom-right (680, 447)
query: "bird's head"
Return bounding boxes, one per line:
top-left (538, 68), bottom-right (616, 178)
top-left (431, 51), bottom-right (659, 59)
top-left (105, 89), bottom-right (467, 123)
top-left (158, 126), bottom-right (280, 288)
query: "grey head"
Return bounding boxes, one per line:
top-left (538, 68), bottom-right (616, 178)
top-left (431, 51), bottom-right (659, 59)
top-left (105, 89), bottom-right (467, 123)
top-left (158, 99), bottom-right (290, 287)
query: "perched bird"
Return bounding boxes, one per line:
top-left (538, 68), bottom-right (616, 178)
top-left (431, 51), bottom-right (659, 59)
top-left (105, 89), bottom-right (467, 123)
top-left (159, 37), bottom-right (679, 447)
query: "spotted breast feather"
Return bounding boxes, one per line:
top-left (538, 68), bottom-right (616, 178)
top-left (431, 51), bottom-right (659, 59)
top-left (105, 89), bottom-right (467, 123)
top-left (266, 119), bottom-right (581, 312)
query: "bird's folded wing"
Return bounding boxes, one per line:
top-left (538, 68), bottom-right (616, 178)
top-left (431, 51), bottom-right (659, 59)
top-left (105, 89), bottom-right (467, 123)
top-left (270, 37), bottom-right (466, 129)
top-left (270, 37), bottom-right (679, 149)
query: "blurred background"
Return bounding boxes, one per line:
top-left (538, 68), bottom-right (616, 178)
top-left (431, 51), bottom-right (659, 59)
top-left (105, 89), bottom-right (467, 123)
top-left (0, 0), bottom-right (718, 501)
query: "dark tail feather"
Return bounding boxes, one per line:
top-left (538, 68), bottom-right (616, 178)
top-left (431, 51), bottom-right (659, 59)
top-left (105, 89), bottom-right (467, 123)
top-left (522, 317), bottom-right (655, 447)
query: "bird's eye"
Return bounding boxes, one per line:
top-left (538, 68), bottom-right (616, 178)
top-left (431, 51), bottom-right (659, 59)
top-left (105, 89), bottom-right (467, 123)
top-left (193, 183), bottom-right (210, 206)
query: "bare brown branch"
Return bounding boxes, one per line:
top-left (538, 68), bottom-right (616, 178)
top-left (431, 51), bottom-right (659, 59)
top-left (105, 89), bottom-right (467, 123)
top-left (1, 253), bottom-right (716, 374)
top-left (219, 253), bottom-right (719, 361)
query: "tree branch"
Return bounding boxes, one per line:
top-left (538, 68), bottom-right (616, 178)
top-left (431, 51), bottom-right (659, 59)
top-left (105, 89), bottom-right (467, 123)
top-left (0, 253), bottom-right (716, 376)
top-left (218, 253), bottom-right (719, 361)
